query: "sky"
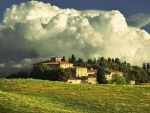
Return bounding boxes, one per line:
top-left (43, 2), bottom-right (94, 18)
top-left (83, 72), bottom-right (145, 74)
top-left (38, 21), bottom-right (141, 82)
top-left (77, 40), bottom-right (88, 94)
top-left (0, 0), bottom-right (150, 77)
top-left (1, 0), bottom-right (150, 20)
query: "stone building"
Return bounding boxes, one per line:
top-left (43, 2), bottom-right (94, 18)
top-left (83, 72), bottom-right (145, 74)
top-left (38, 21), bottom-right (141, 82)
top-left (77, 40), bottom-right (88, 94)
top-left (33, 56), bottom-right (73, 69)
top-left (104, 68), bottom-right (123, 81)
top-left (70, 66), bottom-right (88, 77)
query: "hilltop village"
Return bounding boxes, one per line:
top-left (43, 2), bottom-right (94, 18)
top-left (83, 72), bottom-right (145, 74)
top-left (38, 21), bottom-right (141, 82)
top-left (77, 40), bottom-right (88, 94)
top-left (7, 55), bottom-right (150, 84)
top-left (32, 56), bottom-right (128, 84)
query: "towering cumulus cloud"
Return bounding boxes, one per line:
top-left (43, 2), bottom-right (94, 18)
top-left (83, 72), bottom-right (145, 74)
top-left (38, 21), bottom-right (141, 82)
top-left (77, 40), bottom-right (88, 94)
top-left (0, 1), bottom-right (150, 75)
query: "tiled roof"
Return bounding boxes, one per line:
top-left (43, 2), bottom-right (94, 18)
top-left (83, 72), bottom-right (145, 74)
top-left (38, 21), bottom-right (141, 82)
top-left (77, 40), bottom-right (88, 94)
top-left (33, 61), bottom-right (73, 65)
top-left (71, 66), bottom-right (87, 69)
top-left (104, 68), bottom-right (116, 73)
top-left (104, 68), bottom-right (123, 74)
top-left (68, 77), bottom-right (81, 80)
top-left (82, 76), bottom-right (96, 79)
top-left (61, 61), bottom-right (73, 64)
top-left (68, 76), bottom-right (96, 81)
top-left (87, 69), bottom-right (97, 73)
top-left (88, 75), bottom-right (97, 78)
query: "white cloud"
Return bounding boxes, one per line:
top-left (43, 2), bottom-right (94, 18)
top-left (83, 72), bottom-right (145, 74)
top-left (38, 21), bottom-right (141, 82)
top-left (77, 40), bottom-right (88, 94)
top-left (127, 13), bottom-right (150, 28)
top-left (0, 0), bottom-right (150, 75)
top-left (0, 63), bottom-right (5, 67)
top-left (11, 64), bottom-right (23, 68)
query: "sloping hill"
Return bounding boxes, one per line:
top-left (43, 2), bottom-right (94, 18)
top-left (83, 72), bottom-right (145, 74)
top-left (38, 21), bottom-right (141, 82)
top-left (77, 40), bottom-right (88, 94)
top-left (0, 78), bottom-right (150, 113)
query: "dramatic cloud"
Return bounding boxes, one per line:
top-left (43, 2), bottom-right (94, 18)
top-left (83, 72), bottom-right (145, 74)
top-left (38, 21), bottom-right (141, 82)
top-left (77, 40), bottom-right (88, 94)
top-left (127, 13), bottom-right (150, 33)
top-left (0, 1), bottom-right (150, 76)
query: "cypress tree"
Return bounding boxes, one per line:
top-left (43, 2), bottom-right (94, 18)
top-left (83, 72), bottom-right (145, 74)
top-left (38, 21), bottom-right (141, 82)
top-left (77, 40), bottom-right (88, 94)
top-left (71, 54), bottom-right (76, 64)
top-left (147, 63), bottom-right (150, 69)
top-left (108, 57), bottom-right (111, 62)
top-left (68, 57), bottom-right (71, 63)
top-left (142, 63), bottom-right (146, 69)
top-left (97, 67), bottom-right (106, 84)
top-left (62, 56), bottom-right (66, 62)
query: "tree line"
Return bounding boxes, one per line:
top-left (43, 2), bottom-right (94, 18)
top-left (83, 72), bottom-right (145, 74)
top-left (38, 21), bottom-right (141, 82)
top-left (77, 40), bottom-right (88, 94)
top-left (67, 54), bottom-right (150, 83)
top-left (6, 54), bottom-right (150, 83)
top-left (7, 64), bottom-right (71, 82)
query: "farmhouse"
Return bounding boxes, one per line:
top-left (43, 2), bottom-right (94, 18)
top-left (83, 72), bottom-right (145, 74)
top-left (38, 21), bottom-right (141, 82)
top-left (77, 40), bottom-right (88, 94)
top-left (104, 68), bottom-right (123, 80)
top-left (67, 75), bottom-right (97, 84)
top-left (70, 66), bottom-right (88, 77)
top-left (68, 77), bottom-right (82, 84)
top-left (129, 80), bottom-right (135, 85)
top-left (87, 68), bottom-right (97, 75)
top-left (82, 75), bottom-right (97, 84)
top-left (33, 56), bottom-right (73, 69)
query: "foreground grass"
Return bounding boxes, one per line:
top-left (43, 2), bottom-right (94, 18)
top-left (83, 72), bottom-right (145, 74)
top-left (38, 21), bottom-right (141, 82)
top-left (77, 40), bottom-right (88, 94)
top-left (0, 78), bottom-right (150, 113)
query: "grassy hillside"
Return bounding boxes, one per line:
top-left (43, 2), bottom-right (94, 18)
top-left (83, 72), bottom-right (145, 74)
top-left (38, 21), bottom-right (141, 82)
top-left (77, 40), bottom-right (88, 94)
top-left (0, 78), bottom-right (150, 113)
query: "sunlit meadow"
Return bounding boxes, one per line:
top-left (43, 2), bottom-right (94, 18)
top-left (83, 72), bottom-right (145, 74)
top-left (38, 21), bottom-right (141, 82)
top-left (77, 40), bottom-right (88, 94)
top-left (0, 78), bottom-right (150, 113)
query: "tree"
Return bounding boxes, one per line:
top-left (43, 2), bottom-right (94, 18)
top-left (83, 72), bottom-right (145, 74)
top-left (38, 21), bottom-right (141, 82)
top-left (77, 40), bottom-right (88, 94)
top-left (93, 58), bottom-right (97, 64)
top-left (147, 63), bottom-right (150, 69)
top-left (127, 63), bottom-right (130, 66)
top-left (123, 61), bottom-right (127, 65)
top-left (30, 64), bottom-right (71, 81)
top-left (145, 69), bottom-right (150, 77)
top-left (97, 67), bottom-right (106, 84)
top-left (115, 58), bottom-right (120, 64)
top-left (131, 68), bottom-right (140, 80)
top-left (108, 57), bottom-right (111, 62)
top-left (131, 66), bottom-right (150, 82)
top-left (71, 54), bottom-right (76, 64)
top-left (62, 56), bottom-right (66, 62)
top-left (55, 68), bottom-right (71, 82)
top-left (68, 57), bottom-right (71, 63)
top-left (77, 58), bottom-right (85, 66)
top-left (141, 78), bottom-right (149, 83)
top-left (87, 58), bottom-right (93, 64)
top-left (140, 70), bottom-right (150, 83)
top-left (6, 72), bottom-right (29, 79)
top-left (30, 64), bottom-right (51, 79)
top-left (99, 62), bottom-right (105, 67)
top-left (112, 58), bottom-right (114, 62)
top-left (100, 57), bottom-right (105, 62)
top-left (92, 64), bottom-right (100, 69)
top-left (113, 73), bottom-right (126, 84)
top-left (111, 63), bottom-right (119, 71)
top-left (142, 63), bottom-right (146, 69)
top-left (85, 63), bottom-right (92, 69)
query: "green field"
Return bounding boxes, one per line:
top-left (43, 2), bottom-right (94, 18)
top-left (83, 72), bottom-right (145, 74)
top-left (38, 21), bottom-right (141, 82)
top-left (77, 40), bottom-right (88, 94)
top-left (0, 78), bottom-right (150, 113)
